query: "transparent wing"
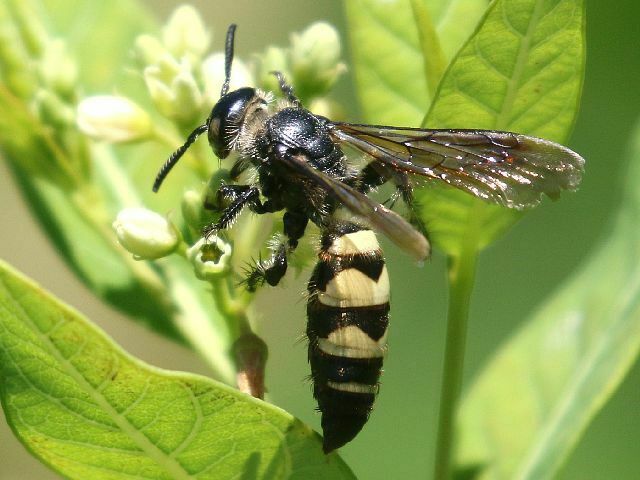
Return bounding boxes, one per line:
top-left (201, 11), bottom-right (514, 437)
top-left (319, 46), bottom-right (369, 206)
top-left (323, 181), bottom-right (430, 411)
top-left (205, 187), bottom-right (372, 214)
top-left (275, 150), bottom-right (430, 261)
top-left (331, 123), bottom-right (585, 209)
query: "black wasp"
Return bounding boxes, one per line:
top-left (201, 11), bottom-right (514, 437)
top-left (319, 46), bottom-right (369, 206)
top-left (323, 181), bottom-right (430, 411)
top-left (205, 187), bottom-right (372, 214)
top-left (153, 25), bottom-right (584, 453)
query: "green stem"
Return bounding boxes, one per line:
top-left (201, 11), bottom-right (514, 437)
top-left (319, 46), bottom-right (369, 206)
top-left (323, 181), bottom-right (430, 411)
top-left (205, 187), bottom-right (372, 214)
top-left (161, 262), bottom-right (236, 384)
top-left (210, 275), bottom-right (267, 398)
top-left (434, 247), bottom-right (478, 480)
top-left (210, 275), bottom-right (249, 335)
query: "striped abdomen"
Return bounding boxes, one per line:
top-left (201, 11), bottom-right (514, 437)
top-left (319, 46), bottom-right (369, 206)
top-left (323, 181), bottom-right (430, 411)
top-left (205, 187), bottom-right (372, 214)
top-left (307, 222), bottom-right (389, 453)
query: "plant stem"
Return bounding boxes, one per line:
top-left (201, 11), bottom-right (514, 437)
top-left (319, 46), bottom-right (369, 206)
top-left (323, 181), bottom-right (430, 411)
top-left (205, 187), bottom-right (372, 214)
top-left (210, 276), bottom-right (268, 399)
top-left (434, 247), bottom-right (478, 480)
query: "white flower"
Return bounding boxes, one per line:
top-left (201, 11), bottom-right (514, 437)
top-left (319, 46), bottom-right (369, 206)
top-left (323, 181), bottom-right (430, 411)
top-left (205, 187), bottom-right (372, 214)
top-left (113, 208), bottom-right (179, 260)
top-left (188, 237), bottom-right (232, 280)
top-left (77, 96), bottom-right (151, 142)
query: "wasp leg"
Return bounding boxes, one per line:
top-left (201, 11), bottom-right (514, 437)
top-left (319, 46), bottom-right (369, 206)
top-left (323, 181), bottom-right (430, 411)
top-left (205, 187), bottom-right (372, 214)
top-left (243, 210), bottom-right (309, 292)
top-left (202, 185), bottom-right (279, 237)
top-left (204, 183), bottom-right (248, 211)
top-left (271, 71), bottom-right (302, 107)
top-left (355, 162), bottom-right (388, 194)
top-left (395, 179), bottom-right (429, 242)
top-left (229, 157), bottom-right (251, 181)
top-left (355, 162), bottom-right (430, 241)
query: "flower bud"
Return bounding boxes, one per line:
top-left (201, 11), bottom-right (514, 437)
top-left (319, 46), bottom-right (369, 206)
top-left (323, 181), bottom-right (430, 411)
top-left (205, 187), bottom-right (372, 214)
top-left (181, 189), bottom-right (209, 229)
top-left (202, 53), bottom-right (253, 105)
top-left (133, 34), bottom-right (168, 67)
top-left (144, 59), bottom-right (203, 123)
top-left (143, 67), bottom-right (174, 117)
top-left (172, 70), bottom-right (203, 123)
top-left (0, 19), bottom-right (37, 97)
top-left (290, 22), bottom-right (345, 98)
top-left (162, 5), bottom-right (211, 61)
top-left (37, 39), bottom-right (78, 98)
top-left (188, 237), bottom-right (232, 280)
top-left (308, 98), bottom-right (345, 120)
top-left (77, 95), bottom-right (152, 143)
top-left (113, 208), bottom-right (180, 260)
top-left (34, 89), bottom-right (75, 127)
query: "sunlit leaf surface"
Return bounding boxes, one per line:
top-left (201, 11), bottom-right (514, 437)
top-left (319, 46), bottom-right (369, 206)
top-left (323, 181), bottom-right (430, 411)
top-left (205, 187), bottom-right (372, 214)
top-left (346, 0), bottom-right (488, 126)
top-left (0, 260), bottom-right (355, 479)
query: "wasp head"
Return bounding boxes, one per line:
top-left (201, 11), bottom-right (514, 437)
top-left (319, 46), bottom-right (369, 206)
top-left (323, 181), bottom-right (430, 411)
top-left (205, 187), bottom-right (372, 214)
top-left (206, 87), bottom-right (258, 159)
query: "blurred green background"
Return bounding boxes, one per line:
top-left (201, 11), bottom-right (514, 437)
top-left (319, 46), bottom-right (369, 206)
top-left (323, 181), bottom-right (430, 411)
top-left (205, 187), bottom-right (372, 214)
top-left (1, 0), bottom-right (638, 479)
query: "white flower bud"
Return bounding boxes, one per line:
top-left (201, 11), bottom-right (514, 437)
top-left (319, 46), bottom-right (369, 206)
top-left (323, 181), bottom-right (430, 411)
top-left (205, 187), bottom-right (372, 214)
top-left (113, 208), bottom-right (180, 260)
top-left (188, 237), bottom-right (232, 280)
top-left (308, 98), bottom-right (345, 120)
top-left (202, 53), bottom-right (254, 104)
top-left (143, 66), bottom-right (174, 117)
top-left (36, 39), bottom-right (78, 97)
top-left (34, 89), bottom-right (75, 127)
top-left (172, 71), bottom-right (203, 122)
top-left (290, 22), bottom-right (345, 97)
top-left (144, 58), bottom-right (203, 123)
top-left (181, 189), bottom-right (208, 229)
top-left (77, 95), bottom-right (152, 143)
top-left (162, 6), bottom-right (211, 61)
top-left (155, 53), bottom-right (186, 83)
top-left (134, 34), bottom-right (168, 67)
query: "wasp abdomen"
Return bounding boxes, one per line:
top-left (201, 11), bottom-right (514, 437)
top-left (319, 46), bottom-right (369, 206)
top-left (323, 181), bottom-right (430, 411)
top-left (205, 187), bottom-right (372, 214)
top-left (307, 223), bottom-right (389, 453)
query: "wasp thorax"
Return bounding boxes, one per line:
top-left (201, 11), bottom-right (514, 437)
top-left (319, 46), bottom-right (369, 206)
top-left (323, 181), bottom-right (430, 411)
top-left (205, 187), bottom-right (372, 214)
top-left (207, 87), bottom-right (257, 159)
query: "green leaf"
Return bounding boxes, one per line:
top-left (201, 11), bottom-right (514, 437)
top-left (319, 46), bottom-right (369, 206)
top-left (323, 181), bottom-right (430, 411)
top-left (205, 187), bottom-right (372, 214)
top-left (0, 259), bottom-right (356, 480)
top-left (418, 0), bottom-right (585, 257)
top-left (346, 0), bottom-right (430, 125)
top-left (455, 120), bottom-right (640, 479)
top-left (410, 0), bottom-right (448, 98)
top-left (422, 0), bottom-right (490, 60)
top-left (345, 0), bottom-right (488, 125)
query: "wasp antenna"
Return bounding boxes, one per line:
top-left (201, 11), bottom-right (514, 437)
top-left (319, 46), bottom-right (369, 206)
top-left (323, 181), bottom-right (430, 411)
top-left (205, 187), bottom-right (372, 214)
top-left (152, 123), bottom-right (208, 192)
top-left (220, 24), bottom-right (237, 97)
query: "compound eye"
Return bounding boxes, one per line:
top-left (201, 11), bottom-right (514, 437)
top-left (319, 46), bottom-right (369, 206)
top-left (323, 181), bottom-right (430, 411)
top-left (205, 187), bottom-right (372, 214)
top-left (207, 87), bottom-right (256, 159)
top-left (208, 116), bottom-right (221, 142)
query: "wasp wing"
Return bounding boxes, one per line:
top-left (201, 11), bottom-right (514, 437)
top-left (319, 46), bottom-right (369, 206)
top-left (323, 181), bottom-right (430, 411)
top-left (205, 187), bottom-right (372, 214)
top-left (331, 123), bottom-right (585, 209)
top-left (275, 150), bottom-right (430, 261)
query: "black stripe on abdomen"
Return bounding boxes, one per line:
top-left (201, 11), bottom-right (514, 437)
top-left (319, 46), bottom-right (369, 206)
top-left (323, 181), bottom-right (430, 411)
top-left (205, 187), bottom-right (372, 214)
top-left (307, 222), bottom-right (389, 453)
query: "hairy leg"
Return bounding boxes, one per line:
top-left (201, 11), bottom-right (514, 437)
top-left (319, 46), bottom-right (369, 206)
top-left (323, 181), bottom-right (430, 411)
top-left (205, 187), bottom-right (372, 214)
top-left (243, 210), bottom-right (309, 291)
top-left (202, 184), bottom-right (279, 237)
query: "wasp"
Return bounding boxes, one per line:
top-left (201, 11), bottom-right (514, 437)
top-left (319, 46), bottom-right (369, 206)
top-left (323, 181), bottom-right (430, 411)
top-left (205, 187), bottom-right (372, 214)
top-left (153, 25), bottom-right (584, 453)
